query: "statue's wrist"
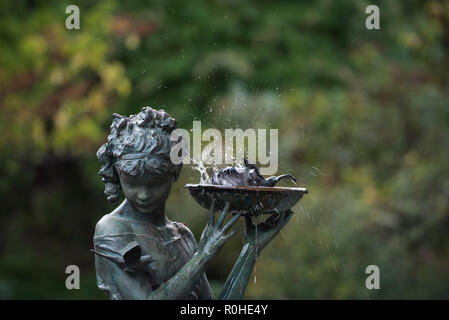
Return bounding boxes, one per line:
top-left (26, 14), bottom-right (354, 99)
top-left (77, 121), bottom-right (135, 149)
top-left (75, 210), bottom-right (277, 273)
top-left (242, 242), bottom-right (262, 258)
top-left (244, 240), bottom-right (265, 251)
top-left (193, 251), bottom-right (212, 267)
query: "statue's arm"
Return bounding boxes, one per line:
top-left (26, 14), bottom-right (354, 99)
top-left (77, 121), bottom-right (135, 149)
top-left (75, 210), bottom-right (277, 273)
top-left (218, 210), bottom-right (296, 300)
top-left (178, 224), bottom-right (215, 299)
top-left (94, 247), bottom-right (210, 300)
top-left (179, 216), bottom-right (257, 300)
top-left (94, 220), bottom-right (211, 300)
top-left (94, 205), bottom-right (240, 300)
top-left (218, 243), bottom-right (257, 300)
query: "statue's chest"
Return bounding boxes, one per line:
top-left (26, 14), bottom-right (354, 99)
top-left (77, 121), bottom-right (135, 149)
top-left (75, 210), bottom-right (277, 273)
top-left (131, 224), bottom-right (195, 286)
top-left (152, 235), bottom-right (193, 281)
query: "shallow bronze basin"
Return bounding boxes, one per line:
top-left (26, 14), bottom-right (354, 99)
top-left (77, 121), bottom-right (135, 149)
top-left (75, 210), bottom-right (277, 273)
top-left (185, 184), bottom-right (308, 215)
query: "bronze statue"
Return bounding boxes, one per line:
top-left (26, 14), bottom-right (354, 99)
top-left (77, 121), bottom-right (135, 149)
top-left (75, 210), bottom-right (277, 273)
top-left (93, 107), bottom-right (296, 299)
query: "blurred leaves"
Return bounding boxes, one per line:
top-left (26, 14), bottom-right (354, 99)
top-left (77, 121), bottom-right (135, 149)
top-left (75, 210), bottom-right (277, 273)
top-left (1, 0), bottom-right (449, 299)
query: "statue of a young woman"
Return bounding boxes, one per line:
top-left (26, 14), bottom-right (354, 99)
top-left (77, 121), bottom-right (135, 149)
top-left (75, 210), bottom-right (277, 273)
top-left (93, 107), bottom-right (295, 299)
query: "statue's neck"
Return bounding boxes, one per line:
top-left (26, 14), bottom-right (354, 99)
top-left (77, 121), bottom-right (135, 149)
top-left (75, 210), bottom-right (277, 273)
top-left (122, 199), bottom-right (168, 226)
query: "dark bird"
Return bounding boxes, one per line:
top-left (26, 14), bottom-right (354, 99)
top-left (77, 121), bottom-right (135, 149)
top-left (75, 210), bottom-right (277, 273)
top-left (210, 159), bottom-right (296, 187)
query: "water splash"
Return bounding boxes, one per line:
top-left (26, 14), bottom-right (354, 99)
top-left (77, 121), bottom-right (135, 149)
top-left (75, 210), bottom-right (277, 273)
top-left (190, 157), bottom-right (211, 184)
top-left (190, 154), bottom-right (243, 184)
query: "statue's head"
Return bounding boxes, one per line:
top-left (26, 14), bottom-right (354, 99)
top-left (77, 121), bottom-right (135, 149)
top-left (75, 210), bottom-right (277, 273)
top-left (97, 107), bottom-right (182, 212)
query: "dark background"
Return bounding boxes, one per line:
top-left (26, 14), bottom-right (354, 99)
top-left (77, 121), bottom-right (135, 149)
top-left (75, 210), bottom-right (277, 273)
top-left (1, 0), bottom-right (448, 299)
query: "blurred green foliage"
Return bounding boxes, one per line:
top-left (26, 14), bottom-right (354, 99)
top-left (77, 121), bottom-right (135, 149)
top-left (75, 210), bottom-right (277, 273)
top-left (1, 0), bottom-right (448, 299)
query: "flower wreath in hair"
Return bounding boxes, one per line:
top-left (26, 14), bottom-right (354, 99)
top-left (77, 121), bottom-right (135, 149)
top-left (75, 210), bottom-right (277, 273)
top-left (97, 107), bottom-right (183, 205)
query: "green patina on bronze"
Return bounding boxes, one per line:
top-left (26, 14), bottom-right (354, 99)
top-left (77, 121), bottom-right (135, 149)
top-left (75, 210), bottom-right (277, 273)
top-left (93, 107), bottom-right (305, 300)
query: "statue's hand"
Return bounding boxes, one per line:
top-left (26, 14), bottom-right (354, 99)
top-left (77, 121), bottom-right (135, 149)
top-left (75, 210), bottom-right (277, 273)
top-left (197, 201), bottom-right (241, 259)
top-left (244, 209), bottom-right (294, 252)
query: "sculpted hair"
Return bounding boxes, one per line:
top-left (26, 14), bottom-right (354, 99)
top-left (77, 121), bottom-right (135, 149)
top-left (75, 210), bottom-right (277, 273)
top-left (97, 107), bottom-right (183, 205)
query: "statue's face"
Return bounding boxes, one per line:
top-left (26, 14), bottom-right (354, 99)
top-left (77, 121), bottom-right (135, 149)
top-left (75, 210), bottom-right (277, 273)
top-left (118, 169), bottom-right (173, 214)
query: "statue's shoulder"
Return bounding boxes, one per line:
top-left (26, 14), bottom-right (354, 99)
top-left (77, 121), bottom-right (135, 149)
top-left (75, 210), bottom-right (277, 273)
top-left (95, 206), bottom-right (132, 238)
top-left (173, 221), bottom-right (197, 246)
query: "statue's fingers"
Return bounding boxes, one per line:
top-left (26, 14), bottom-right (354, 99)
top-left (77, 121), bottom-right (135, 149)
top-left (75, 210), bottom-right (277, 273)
top-left (265, 211), bottom-right (281, 225)
top-left (222, 201), bottom-right (231, 214)
top-left (217, 202), bottom-right (231, 228)
top-left (244, 214), bottom-right (255, 230)
top-left (222, 212), bottom-right (241, 233)
top-left (223, 227), bottom-right (240, 240)
top-left (280, 209), bottom-right (295, 227)
top-left (208, 199), bottom-right (216, 226)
